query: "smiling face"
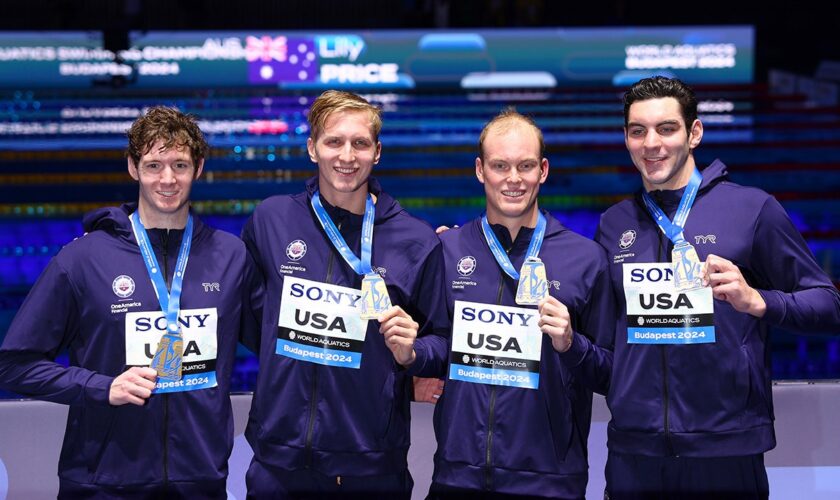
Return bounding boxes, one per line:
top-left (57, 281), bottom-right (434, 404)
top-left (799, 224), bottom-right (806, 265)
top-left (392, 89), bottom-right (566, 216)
top-left (307, 109), bottom-right (381, 213)
top-left (625, 97), bottom-right (703, 192)
top-left (476, 120), bottom-right (548, 233)
top-left (128, 140), bottom-right (203, 228)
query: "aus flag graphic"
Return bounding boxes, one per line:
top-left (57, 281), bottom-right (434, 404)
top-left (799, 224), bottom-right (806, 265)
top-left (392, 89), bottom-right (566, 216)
top-left (246, 35), bottom-right (318, 84)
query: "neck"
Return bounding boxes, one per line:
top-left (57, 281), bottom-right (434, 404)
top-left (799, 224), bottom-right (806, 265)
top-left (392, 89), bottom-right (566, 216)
top-left (645, 157), bottom-right (697, 192)
top-left (318, 180), bottom-right (370, 215)
top-left (486, 205), bottom-right (539, 242)
top-left (136, 203), bottom-right (189, 229)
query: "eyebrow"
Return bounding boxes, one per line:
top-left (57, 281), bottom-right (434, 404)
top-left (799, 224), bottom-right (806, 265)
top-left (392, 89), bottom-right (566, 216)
top-left (627, 119), bottom-right (682, 128)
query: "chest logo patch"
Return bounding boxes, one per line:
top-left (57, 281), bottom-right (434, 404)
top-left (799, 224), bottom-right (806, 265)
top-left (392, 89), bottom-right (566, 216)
top-left (286, 239), bottom-right (307, 261)
top-left (112, 275), bottom-right (136, 298)
top-left (619, 230), bottom-right (636, 250)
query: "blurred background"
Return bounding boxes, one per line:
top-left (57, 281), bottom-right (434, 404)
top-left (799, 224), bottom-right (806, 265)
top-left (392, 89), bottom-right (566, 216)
top-left (1, 0), bottom-right (839, 397)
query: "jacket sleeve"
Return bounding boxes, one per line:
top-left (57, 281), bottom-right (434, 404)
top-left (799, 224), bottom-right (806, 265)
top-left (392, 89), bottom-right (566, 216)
top-left (751, 196), bottom-right (840, 332)
top-left (405, 242), bottom-right (451, 378)
top-left (0, 258), bottom-right (113, 406)
top-left (238, 245), bottom-right (265, 354)
top-left (558, 240), bottom-right (616, 395)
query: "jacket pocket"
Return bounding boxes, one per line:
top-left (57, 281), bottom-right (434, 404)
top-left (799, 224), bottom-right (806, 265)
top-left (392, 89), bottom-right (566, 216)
top-left (84, 405), bottom-right (117, 475)
top-left (377, 368), bottom-right (396, 441)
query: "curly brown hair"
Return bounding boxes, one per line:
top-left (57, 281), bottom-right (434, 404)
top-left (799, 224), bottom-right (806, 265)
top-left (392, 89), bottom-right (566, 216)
top-left (126, 106), bottom-right (209, 168)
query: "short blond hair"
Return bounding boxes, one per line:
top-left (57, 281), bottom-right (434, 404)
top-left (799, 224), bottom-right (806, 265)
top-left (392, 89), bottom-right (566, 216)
top-left (478, 107), bottom-right (545, 161)
top-left (307, 90), bottom-right (382, 141)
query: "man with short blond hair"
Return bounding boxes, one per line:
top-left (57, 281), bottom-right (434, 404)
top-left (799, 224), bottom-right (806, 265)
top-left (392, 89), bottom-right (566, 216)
top-left (429, 108), bottom-right (615, 499)
top-left (243, 90), bottom-right (450, 498)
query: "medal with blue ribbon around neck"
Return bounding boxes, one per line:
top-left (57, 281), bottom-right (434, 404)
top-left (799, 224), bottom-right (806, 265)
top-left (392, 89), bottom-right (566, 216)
top-left (130, 211), bottom-right (193, 381)
top-left (311, 190), bottom-right (391, 319)
top-left (641, 168), bottom-right (705, 291)
top-left (481, 212), bottom-right (549, 305)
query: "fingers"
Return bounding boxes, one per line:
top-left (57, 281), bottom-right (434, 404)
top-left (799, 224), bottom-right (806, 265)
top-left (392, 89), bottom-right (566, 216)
top-left (378, 306), bottom-right (418, 335)
top-left (413, 377), bottom-right (445, 404)
top-left (703, 254), bottom-right (743, 286)
top-left (707, 270), bottom-right (739, 289)
top-left (537, 295), bottom-right (561, 315)
top-left (435, 224), bottom-right (459, 235)
top-left (537, 297), bottom-right (573, 353)
top-left (109, 367), bottom-right (158, 406)
top-left (379, 306), bottom-right (418, 365)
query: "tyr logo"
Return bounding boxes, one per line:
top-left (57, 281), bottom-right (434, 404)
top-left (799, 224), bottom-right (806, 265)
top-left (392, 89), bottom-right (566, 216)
top-left (694, 235), bottom-right (717, 244)
top-left (202, 282), bottom-right (221, 292)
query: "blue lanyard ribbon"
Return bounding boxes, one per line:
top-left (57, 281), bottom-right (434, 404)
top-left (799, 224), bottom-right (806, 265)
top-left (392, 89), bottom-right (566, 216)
top-left (311, 190), bottom-right (375, 276)
top-left (641, 168), bottom-right (702, 245)
top-left (480, 212), bottom-right (546, 281)
top-left (130, 211), bottom-right (193, 333)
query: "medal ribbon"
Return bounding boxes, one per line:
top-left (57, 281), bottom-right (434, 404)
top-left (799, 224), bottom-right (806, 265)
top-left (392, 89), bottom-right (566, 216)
top-left (130, 211), bottom-right (193, 334)
top-left (311, 190), bottom-right (375, 276)
top-left (641, 168), bottom-right (702, 245)
top-left (480, 212), bottom-right (546, 281)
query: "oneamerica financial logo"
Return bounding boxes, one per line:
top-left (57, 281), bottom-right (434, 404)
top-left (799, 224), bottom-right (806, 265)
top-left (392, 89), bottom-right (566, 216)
top-left (286, 239), bottom-right (307, 260)
top-left (112, 275), bottom-right (135, 298)
top-left (457, 256), bottom-right (477, 276)
top-left (280, 239), bottom-right (308, 275)
top-left (613, 229), bottom-right (637, 264)
top-left (619, 230), bottom-right (636, 250)
top-left (452, 256), bottom-right (478, 290)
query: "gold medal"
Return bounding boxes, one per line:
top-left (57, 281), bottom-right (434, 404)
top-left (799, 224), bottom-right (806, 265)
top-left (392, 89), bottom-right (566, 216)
top-left (360, 273), bottom-right (392, 319)
top-left (516, 257), bottom-right (549, 305)
top-left (151, 328), bottom-right (184, 380)
top-left (672, 241), bottom-right (704, 291)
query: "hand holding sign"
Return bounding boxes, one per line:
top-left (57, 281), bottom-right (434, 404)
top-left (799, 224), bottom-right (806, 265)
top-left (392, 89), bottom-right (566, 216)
top-left (109, 366), bottom-right (157, 406)
top-left (538, 295), bottom-right (573, 353)
top-left (702, 254), bottom-right (766, 317)
top-left (379, 305), bottom-right (419, 367)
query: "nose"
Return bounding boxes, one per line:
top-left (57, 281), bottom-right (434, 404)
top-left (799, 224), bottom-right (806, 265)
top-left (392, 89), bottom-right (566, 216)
top-left (507, 168), bottom-right (522, 183)
top-left (338, 142), bottom-right (354, 163)
top-left (643, 130), bottom-right (661, 149)
top-left (159, 165), bottom-right (177, 183)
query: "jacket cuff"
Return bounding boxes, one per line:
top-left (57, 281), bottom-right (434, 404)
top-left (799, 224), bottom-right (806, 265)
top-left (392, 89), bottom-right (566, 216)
top-left (403, 339), bottom-right (427, 377)
top-left (757, 288), bottom-right (785, 324)
top-left (85, 373), bottom-right (115, 406)
top-left (557, 331), bottom-right (591, 367)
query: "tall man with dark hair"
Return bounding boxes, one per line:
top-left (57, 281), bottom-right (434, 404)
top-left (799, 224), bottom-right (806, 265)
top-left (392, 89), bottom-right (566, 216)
top-left (242, 90), bottom-right (449, 498)
top-left (0, 106), bottom-right (263, 498)
top-left (596, 76), bottom-right (840, 499)
top-left (429, 108), bottom-right (615, 499)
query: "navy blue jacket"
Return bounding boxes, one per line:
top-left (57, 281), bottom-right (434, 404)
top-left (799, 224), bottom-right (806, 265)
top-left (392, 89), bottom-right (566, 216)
top-left (433, 213), bottom-right (615, 498)
top-left (0, 203), bottom-right (262, 487)
top-left (596, 160), bottom-right (840, 457)
top-left (242, 176), bottom-right (450, 476)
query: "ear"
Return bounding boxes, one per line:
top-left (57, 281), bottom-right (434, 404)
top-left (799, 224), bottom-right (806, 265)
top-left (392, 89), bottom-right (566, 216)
top-left (373, 141), bottom-right (382, 165)
top-left (475, 157), bottom-right (485, 184)
top-left (538, 158), bottom-right (549, 185)
top-left (127, 158), bottom-right (140, 181)
top-left (688, 119), bottom-right (703, 150)
top-left (306, 137), bottom-right (317, 163)
top-left (194, 158), bottom-right (205, 180)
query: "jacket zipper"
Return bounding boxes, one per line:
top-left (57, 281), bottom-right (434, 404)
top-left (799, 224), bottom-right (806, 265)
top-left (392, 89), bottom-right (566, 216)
top-left (484, 247), bottom-right (509, 491)
top-left (161, 229), bottom-right (171, 489)
top-left (656, 227), bottom-right (675, 456)
top-left (305, 219), bottom-right (340, 468)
